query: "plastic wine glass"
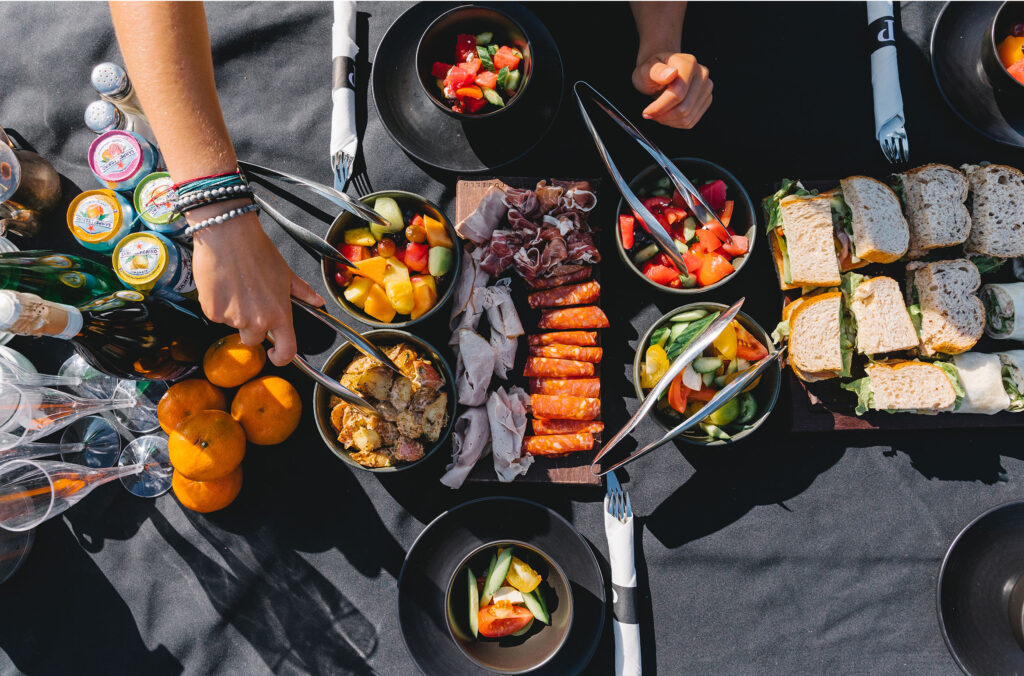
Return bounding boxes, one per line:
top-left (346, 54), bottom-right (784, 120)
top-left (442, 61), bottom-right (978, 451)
top-left (57, 354), bottom-right (118, 398)
top-left (58, 415), bottom-right (122, 467)
top-left (0, 384), bottom-right (137, 450)
top-left (0, 357), bottom-right (82, 389)
top-left (58, 355), bottom-right (164, 434)
top-left (0, 457), bottom-right (170, 532)
top-left (117, 435), bottom-right (172, 498)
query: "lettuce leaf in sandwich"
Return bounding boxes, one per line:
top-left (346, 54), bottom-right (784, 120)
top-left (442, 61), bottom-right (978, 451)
top-left (841, 377), bottom-right (875, 415)
top-left (1002, 366), bottom-right (1024, 412)
top-left (935, 360), bottom-right (966, 411)
top-left (763, 179), bottom-right (816, 285)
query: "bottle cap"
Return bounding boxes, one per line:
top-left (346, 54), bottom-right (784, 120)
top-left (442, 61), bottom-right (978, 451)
top-left (88, 130), bottom-right (143, 184)
top-left (133, 173), bottom-right (179, 226)
top-left (84, 101), bottom-right (122, 134)
top-left (67, 190), bottom-right (124, 244)
top-left (0, 143), bottom-right (21, 205)
top-left (113, 232), bottom-right (169, 288)
top-left (90, 62), bottom-right (130, 99)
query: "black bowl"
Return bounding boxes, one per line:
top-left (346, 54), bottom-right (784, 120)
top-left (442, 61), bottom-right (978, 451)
top-left (614, 158), bottom-right (757, 295)
top-left (445, 540), bottom-right (572, 673)
top-left (416, 5), bottom-right (532, 120)
top-left (983, 2), bottom-right (1024, 98)
top-left (321, 190), bottom-right (461, 329)
top-left (311, 329), bottom-right (456, 473)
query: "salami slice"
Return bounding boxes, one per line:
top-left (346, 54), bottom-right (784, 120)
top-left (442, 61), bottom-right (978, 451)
top-left (524, 357), bottom-right (594, 378)
top-left (529, 378), bottom-right (601, 397)
top-left (527, 281), bottom-right (601, 309)
top-left (525, 267), bottom-right (593, 290)
top-left (528, 331), bottom-right (598, 346)
top-left (523, 432), bottom-right (595, 455)
top-left (528, 344), bottom-right (603, 362)
top-left (530, 394), bottom-right (600, 420)
top-left (532, 419), bottom-right (604, 435)
top-left (538, 306), bottom-right (610, 330)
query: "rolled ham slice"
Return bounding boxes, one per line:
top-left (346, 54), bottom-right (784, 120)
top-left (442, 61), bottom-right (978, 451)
top-left (455, 186), bottom-right (508, 245)
top-left (440, 406), bottom-right (491, 489)
top-left (529, 378), bottom-right (601, 398)
top-left (528, 344), bottom-right (602, 362)
top-left (523, 432), bottom-right (594, 456)
top-left (531, 419), bottom-right (604, 435)
top-left (481, 279), bottom-right (523, 379)
top-left (449, 247), bottom-right (491, 340)
top-left (488, 386), bottom-right (533, 482)
top-left (528, 331), bottom-right (597, 346)
top-left (455, 329), bottom-right (495, 406)
top-left (538, 306), bottom-right (610, 330)
top-left (953, 352), bottom-right (1010, 414)
top-left (524, 357), bottom-right (594, 378)
top-left (981, 283), bottom-right (1024, 340)
top-left (527, 281), bottom-right (601, 309)
top-left (530, 394), bottom-right (600, 420)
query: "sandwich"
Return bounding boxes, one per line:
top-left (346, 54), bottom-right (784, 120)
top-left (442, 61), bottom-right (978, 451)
top-left (997, 350), bottom-right (1024, 412)
top-left (775, 290), bottom-right (854, 382)
top-left (980, 282), bottom-right (1024, 340)
top-left (905, 258), bottom-right (984, 356)
top-left (833, 176), bottom-right (910, 263)
top-left (842, 360), bottom-right (963, 414)
top-left (843, 273), bottom-right (919, 354)
top-left (893, 163), bottom-right (971, 259)
top-left (764, 181), bottom-right (842, 289)
top-left (951, 352), bottom-right (1011, 415)
top-left (962, 163), bottom-right (1024, 258)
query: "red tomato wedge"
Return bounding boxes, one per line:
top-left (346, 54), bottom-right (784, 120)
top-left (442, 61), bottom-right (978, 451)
top-left (475, 70), bottom-right (498, 89)
top-left (431, 62), bottom-right (452, 79)
top-left (493, 45), bottom-right (521, 71)
top-left (721, 235), bottom-right (749, 257)
top-left (461, 59), bottom-right (482, 76)
top-left (664, 206), bottom-right (688, 225)
top-left (478, 603), bottom-right (533, 638)
top-left (718, 200), bottom-right (734, 227)
top-left (699, 179), bottom-right (727, 213)
top-left (619, 214), bottom-right (635, 249)
top-left (735, 323), bottom-right (769, 361)
top-left (445, 66), bottom-right (475, 90)
top-left (643, 262), bottom-right (679, 286)
top-left (456, 34), bottom-right (478, 62)
top-left (464, 97), bottom-right (487, 113)
top-left (697, 252), bottom-right (734, 286)
top-left (688, 386), bottom-right (717, 402)
top-left (668, 373), bottom-right (689, 414)
top-left (682, 251), bottom-right (703, 274)
top-left (672, 188), bottom-right (689, 209)
top-left (695, 228), bottom-right (721, 253)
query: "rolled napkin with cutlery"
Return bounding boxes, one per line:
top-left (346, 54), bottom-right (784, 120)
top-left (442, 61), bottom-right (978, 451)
top-left (331, 0), bottom-right (358, 191)
top-left (605, 493), bottom-right (641, 675)
top-left (866, 0), bottom-right (908, 161)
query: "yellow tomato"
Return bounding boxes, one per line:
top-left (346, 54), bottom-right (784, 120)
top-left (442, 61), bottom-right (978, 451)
top-left (999, 36), bottom-right (1024, 68)
top-left (713, 321), bottom-right (738, 360)
top-left (641, 344), bottom-right (670, 389)
top-left (505, 556), bottom-right (542, 593)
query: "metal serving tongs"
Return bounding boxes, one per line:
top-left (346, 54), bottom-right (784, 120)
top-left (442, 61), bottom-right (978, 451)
top-left (590, 298), bottom-right (781, 476)
top-left (574, 81), bottom-right (734, 274)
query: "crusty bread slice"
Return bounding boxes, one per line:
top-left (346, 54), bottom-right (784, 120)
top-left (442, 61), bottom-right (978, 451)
top-left (898, 164), bottom-right (970, 258)
top-left (849, 276), bottom-right (919, 354)
top-left (779, 194), bottom-right (841, 288)
top-left (962, 163), bottom-right (1024, 258)
top-left (839, 176), bottom-right (910, 263)
top-left (863, 361), bottom-right (957, 412)
top-left (907, 258), bottom-right (984, 356)
top-left (788, 291), bottom-right (843, 381)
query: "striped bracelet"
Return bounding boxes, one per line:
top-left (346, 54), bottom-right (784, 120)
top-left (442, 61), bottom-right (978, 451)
top-left (184, 202), bottom-right (260, 237)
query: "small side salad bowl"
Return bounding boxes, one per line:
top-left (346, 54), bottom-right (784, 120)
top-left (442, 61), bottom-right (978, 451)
top-left (321, 190), bottom-right (461, 329)
top-left (633, 302), bottom-right (781, 446)
top-left (416, 5), bottom-right (533, 119)
top-left (445, 540), bottom-right (573, 674)
top-left (616, 157), bottom-right (756, 295)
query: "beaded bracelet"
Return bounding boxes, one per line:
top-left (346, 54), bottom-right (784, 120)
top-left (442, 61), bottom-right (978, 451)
top-left (184, 202), bottom-right (260, 237)
top-left (173, 184), bottom-right (253, 215)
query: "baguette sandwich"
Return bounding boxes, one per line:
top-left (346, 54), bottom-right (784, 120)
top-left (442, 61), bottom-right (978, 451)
top-left (841, 360), bottom-right (963, 414)
top-left (833, 176), bottom-right (910, 263)
top-left (843, 273), bottom-right (919, 354)
top-left (962, 163), bottom-right (1024, 258)
top-left (775, 291), bottom-right (854, 382)
top-left (905, 258), bottom-right (984, 356)
top-left (893, 163), bottom-right (971, 259)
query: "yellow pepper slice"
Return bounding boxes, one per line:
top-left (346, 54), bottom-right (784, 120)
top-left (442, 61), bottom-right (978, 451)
top-left (505, 556), bottom-right (542, 593)
top-left (640, 344), bottom-right (670, 389)
top-left (713, 321), bottom-right (738, 360)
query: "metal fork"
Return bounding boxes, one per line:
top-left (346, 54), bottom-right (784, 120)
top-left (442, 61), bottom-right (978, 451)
top-left (606, 471), bottom-right (632, 523)
top-left (881, 131), bottom-right (909, 165)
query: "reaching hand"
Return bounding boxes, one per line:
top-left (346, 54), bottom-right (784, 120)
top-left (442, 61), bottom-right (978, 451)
top-left (191, 209), bottom-right (324, 366)
top-left (632, 52), bottom-right (713, 129)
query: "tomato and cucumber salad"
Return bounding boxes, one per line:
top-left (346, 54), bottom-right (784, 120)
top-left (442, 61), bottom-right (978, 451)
top-left (334, 196), bottom-right (455, 323)
top-left (431, 31), bottom-right (523, 114)
top-left (619, 176), bottom-right (748, 289)
top-left (640, 308), bottom-right (769, 441)
top-left (461, 545), bottom-right (550, 640)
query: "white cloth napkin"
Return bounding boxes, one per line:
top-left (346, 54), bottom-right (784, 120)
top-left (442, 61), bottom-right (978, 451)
top-left (330, 1), bottom-right (358, 169)
top-left (604, 499), bottom-right (642, 676)
top-left (866, 1), bottom-right (907, 144)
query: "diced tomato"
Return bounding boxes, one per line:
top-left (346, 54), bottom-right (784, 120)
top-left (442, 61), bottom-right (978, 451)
top-left (431, 62), bottom-right (452, 79)
top-left (340, 244), bottom-right (370, 262)
top-left (672, 188), bottom-right (689, 209)
top-left (464, 97), bottom-right (487, 113)
top-left (642, 262), bottom-right (680, 286)
top-left (697, 252), bottom-right (734, 286)
top-left (718, 200), bottom-right (734, 227)
top-left (682, 251), bottom-right (703, 274)
top-left (456, 86), bottom-right (484, 99)
top-left (619, 214), bottom-right (635, 249)
top-left (688, 386), bottom-right (717, 402)
top-left (699, 179), bottom-right (727, 213)
top-left (664, 206), bottom-right (687, 225)
top-left (444, 65), bottom-right (475, 91)
top-left (642, 196), bottom-right (671, 214)
top-left (478, 602), bottom-right (533, 638)
top-left (668, 373), bottom-right (689, 414)
top-left (653, 253), bottom-right (678, 270)
top-left (475, 70), bottom-right (498, 89)
top-left (721, 234), bottom-right (749, 257)
top-left (493, 45), bottom-right (521, 71)
top-left (456, 34), bottom-right (478, 62)
top-left (689, 241), bottom-right (705, 256)
top-left (404, 242), bottom-right (430, 273)
top-left (1010, 60), bottom-right (1024, 85)
top-left (461, 58), bottom-right (482, 76)
top-left (735, 323), bottom-right (769, 361)
top-left (695, 228), bottom-right (721, 253)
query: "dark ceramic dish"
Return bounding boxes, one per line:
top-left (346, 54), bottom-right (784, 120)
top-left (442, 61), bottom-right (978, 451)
top-left (321, 190), bottom-right (461, 329)
top-left (614, 157), bottom-right (757, 295)
top-left (416, 5), bottom-right (532, 120)
top-left (311, 329), bottom-right (456, 473)
top-left (445, 540), bottom-right (572, 673)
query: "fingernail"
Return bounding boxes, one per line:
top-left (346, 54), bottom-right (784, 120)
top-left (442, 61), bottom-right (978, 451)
top-left (642, 112), bottom-right (652, 119)
top-left (656, 64), bottom-right (675, 79)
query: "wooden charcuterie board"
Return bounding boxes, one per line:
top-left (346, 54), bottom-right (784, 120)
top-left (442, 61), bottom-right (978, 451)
top-left (457, 177), bottom-right (603, 486)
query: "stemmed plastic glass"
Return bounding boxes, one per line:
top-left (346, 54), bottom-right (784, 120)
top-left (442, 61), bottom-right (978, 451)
top-left (0, 384), bottom-right (138, 450)
top-left (57, 354), bottom-right (165, 433)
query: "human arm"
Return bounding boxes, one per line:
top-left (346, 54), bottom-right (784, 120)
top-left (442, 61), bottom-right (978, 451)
top-left (630, 1), bottom-right (713, 129)
top-left (108, 1), bottom-right (323, 365)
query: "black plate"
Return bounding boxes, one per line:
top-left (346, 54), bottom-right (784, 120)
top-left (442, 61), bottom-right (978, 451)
top-left (931, 1), bottom-right (1024, 147)
top-left (371, 2), bottom-right (564, 173)
top-left (937, 500), bottom-right (1024, 675)
top-left (398, 497), bottom-right (605, 675)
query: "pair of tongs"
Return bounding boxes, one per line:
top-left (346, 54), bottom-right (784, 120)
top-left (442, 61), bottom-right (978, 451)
top-left (574, 81), bottom-right (734, 275)
top-left (589, 298), bottom-right (785, 476)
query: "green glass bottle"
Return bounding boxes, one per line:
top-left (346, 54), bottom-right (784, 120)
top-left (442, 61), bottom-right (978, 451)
top-left (0, 250), bottom-right (124, 305)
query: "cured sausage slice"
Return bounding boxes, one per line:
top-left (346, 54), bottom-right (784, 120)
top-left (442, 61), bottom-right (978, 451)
top-left (538, 306), bottom-right (610, 330)
top-left (530, 394), bottom-right (600, 420)
top-left (527, 281), bottom-right (601, 309)
top-left (528, 331), bottom-right (598, 346)
top-left (528, 345), bottom-right (602, 362)
top-left (523, 357), bottom-right (594, 378)
top-left (523, 432), bottom-right (595, 455)
top-left (529, 378), bottom-right (601, 397)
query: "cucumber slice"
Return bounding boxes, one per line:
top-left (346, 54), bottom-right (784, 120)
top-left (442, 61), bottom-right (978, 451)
top-left (632, 243), bottom-right (658, 265)
top-left (481, 88), bottom-right (504, 107)
top-left (522, 588), bottom-right (550, 624)
top-left (511, 618), bottom-right (534, 636)
top-left (701, 371), bottom-right (715, 387)
top-left (714, 375), bottom-right (728, 388)
top-left (655, 176), bottom-right (672, 190)
top-left (674, 240), bottom-right (688, 254)
top-left (701, 423), bottom-right (732, 440)
top-left (505, 69), bottom-right (521, 92)
top-left (481, 547), bottom-right (513, 606)
top-left (475, 31), bottom-right (493, 45)
top-left (371, 197), bottom-right (404, 233)
top-left (668, 322), bottom-right (689, 345)
top-left (693, 356), bottom-right (723, 373)
top-left (467, 567), bottom-right (479, 638)
top-left (649, 326), bottom-right (670, 348)
top-left (682, 216), bottom-right (698, 242)
top-left (680, 273), bottom-right (698, 288)
top-left (672, 309), bottom-right (707, 322)
top-left (483, 553), bottom-right (496, 589)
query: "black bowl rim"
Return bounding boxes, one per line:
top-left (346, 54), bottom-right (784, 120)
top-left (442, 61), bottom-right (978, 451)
top-left (991, 1), bottom-right (1024, 90)
top-left (631, 301), bottom-right (782, 446)
top-left (935, 498), bottom-right (1024, 675)
top-left (311, 329), bottom-right (457, 473)
top-left (614, 157), bottom-right (758, 295)
top-left (415, 3), bottom-right (534, 120)
top-left (443, 538), bottom-right (574, 674)
top-left (320, 189), bottom-right (462, 329)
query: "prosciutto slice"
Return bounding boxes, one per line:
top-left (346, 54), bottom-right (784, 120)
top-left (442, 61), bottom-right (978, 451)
top-left (455, 328), bottom-right (495, 406)
top-left (487, 386), bottom-right (533, 482)
top-left (439, 406), bottom-right (491, 489)
top-left (502, 187), bottom-right (540, 217)
top-left (456, 186), bottom-right (508, 245)
top-left (480, 230), bottom-right (520, 277)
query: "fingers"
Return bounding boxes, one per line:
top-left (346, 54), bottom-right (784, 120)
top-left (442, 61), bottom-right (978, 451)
top-left (291, 273), bottom-right (325, 307)
top-left (632, 56), bottom-right (677, 95)
top-left (265, 319), bottom-right (298, 367)
top-left (639, 53), bottom-right (713, 129)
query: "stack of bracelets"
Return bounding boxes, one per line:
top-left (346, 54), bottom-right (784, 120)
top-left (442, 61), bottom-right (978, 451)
top-left (171, 168), bottom-right (259, 237)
